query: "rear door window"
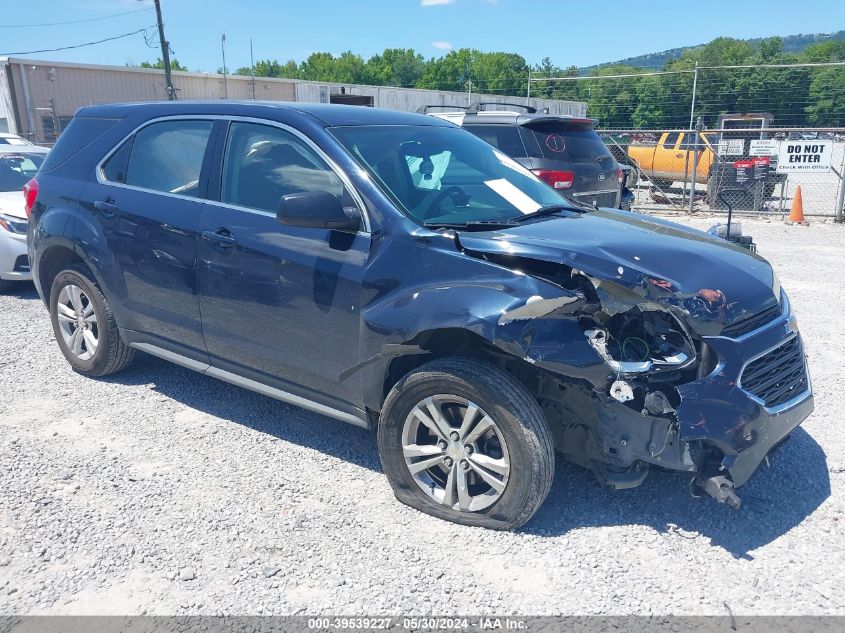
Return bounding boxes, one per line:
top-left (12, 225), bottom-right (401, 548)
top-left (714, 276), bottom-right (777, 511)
top-left (527, 123), bottom-right (612, 162)
top-left (463, 125), bottom-right (527, 158)
top-left (110, 120), bottom-right (213, 198)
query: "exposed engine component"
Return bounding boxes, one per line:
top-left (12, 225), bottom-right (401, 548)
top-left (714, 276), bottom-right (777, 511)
top-left (610, 380), bottom-right (634, 403)
top-left (693, 475), bottom-right (743, 510)
top-left (643, 390), bottom-right (675, 416)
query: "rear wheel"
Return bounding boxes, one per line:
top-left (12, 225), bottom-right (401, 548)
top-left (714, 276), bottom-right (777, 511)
top-left (49, 264), bottom-right (134, 376)
top-left (378, 357), bottom-right (555, 530)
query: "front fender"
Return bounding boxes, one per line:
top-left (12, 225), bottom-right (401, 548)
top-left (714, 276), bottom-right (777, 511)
top-left (358, 268), bottom-right (609, 410)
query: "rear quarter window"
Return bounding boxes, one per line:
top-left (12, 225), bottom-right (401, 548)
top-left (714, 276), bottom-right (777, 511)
top-left (527, 123), bottom-right (613, 162)
top-left (39, 117), bottom-right (121, 172)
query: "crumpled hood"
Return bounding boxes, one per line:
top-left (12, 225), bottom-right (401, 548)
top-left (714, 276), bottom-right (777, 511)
top-left (0, 191), bottom-right (27, 219)
top-left (458, 208), bottom-right (780, 335)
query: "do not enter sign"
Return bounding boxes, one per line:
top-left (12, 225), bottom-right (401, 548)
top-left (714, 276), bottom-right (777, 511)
top-left (777, 141), bottom-right (833, 173)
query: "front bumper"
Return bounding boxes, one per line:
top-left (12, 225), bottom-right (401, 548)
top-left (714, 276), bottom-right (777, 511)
top-left (0, 229), bottom-right (31, 281)
top-left (579, 295), bottom-right (813, 506)
top-left (676, 300), bottom-right (813, 490)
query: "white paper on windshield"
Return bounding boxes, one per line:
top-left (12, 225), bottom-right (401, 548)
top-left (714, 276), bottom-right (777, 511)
top-left (484, 178), bottom-right (541, 215)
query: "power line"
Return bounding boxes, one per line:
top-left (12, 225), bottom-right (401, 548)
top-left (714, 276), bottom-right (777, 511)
top-left (533, 70), bottom-right (694, 82)
top-left (532, 61), bottom-right (845, 83)
top-left (0, 7), bottom-right (153, 29)
top-left (1, 28), bottom-right (155, 56)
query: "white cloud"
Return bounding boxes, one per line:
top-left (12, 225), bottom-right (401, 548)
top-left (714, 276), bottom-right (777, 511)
top-left (421, 0), bottom-right (456, 6)
top-left (431, 41), bottom-right (454, 50)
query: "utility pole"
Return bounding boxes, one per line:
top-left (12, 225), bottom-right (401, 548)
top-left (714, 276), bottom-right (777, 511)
top-left (688, 62), bottom-right (698, 130)
top-left (221, 32), bottom-right (228, 99)
top-left (526, 70), bottom-right (531, 102)
top-left (467, 78), bottom-right (472, 107)
top-left (249, 38), bottom-right (255, 101)
top-left (688, 117), bottom-right (703, 215)
top-left (152, 0), bottom-right (175, 100)
top-left (250, 38), bottom-right (256, 100)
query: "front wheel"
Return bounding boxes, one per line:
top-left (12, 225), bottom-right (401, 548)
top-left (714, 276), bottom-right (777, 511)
top-left (378, 358), bottom-right (555, 530)
top-left (49, 264), bottom-right (135, 376)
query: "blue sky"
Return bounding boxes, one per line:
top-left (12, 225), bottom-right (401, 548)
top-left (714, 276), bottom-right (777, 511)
top-left (1, 0), bottom-right (843, 71)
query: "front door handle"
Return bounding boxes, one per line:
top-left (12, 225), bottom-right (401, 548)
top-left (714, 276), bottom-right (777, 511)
top-left (675, 153), bottom-right (684, 158)
top-left (94, 199), bottom-right (119, 217)
top-left (202, 229), bottom-right (237, 248)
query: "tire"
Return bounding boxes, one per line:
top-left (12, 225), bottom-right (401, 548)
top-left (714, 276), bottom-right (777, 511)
top-left (378, 357), bottom-right (555, 531)
top-left (49, 264), bottom-right (134, 376)
top-left (0, 279), bottom-right (11, 294)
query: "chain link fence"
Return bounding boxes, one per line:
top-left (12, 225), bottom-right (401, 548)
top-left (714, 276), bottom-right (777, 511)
top-left (600, 127), bottom-right (845, 220)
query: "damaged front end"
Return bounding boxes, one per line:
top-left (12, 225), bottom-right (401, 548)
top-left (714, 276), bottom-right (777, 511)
top-left (457, 218), bottom-right (814, 510)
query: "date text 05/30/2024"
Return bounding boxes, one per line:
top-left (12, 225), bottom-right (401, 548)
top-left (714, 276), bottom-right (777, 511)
top-left (306, 617), bottom-right (528, 630)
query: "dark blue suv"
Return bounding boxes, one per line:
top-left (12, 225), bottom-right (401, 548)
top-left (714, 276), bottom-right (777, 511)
top-left (26, 102), bottom-right (812, 529)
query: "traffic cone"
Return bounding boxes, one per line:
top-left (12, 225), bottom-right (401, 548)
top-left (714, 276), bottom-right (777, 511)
top-left (788, 186), bottom-right (806, 224)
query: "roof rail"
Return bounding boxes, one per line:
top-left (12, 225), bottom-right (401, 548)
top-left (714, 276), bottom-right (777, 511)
top-left (467, 101), bottom-right (538, 114)
top-left (416, 105), bottom-right (469, 114)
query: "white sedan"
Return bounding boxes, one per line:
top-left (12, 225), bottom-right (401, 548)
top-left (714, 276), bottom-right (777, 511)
top-left (0, 145), bottom-right (49, 292)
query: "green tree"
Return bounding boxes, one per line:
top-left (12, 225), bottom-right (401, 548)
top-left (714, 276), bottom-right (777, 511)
top-left (234, 59), bottom-right (300, 79)
top-left (140, 58), bottom-right (187, 71)
top-left (365, 49), bottom-right (425, 87)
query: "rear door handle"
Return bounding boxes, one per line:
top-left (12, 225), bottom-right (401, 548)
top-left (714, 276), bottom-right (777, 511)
top-left (94, 199), bottom-right (119, 217)
top-left (202, 229), bottom-right (237, 248)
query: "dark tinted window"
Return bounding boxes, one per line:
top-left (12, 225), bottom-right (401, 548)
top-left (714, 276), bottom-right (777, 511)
top-left (662, 132), bottom-right (680, 148)
top-left (222, 122), bottom-right (345, 213)
top-left (527, 123), bottom-right (612, 162)
top-left (0, 152), bottom-right (45, 191)
top-left (101, 138), bottom-right (132, 184)
top-left (463, 125), bottom-right (527, 157)
top-left (40, 117), bottom-right (120, 172)
top-left (124, 120), bottom-right (212, 197)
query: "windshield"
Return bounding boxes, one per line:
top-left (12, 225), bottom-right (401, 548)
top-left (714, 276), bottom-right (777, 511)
top-left (329, 125), bottom-right (565, 225)
top-left (0, 153), bottom-right (44, 191)
top-left (0, 137), bottom-right (31, 146)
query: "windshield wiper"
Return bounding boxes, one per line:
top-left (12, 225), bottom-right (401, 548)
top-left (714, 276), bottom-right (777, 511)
top-left (423, 219), bottom-right (519, 230)
top-left (511, 202), bottom-right (590, 223)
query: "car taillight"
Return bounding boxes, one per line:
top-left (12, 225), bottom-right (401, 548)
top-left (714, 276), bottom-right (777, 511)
top-left (617, 168), bottom-right (624, 184)
top-left (23, 178), bottom-right (38, 219)
top-left (532, 169), bottom-right (574, 190)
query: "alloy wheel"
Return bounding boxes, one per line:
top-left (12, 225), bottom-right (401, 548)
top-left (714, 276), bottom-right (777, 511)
top-left (56, 284), bottom-right (99, 361)
top-left (401, 394), bottom-right (510, 512)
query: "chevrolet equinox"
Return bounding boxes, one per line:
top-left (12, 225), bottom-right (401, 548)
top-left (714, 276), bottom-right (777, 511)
top-left (26, 102), bottom-right (813, 530)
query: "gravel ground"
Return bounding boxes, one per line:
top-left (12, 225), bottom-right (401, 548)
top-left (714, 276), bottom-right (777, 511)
top-left (1, 215), bottom-right (843, 616)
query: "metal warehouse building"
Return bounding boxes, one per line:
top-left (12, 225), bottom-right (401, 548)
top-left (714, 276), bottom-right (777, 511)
top-left (0, 57), bottom-right (586, 144)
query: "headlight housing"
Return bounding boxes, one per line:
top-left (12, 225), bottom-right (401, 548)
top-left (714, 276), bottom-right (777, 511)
top-left (0, 213), bottom-right (28, 234)
top-left (584, 305), bottom-right (697, 376)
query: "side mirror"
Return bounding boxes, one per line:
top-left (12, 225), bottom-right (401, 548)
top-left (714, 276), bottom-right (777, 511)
top-left (276, 191), bottom-right (360, 233)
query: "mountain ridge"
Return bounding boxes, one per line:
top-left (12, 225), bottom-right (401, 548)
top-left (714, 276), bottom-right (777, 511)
top-left (580, 30), bottom-right (845, 72)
